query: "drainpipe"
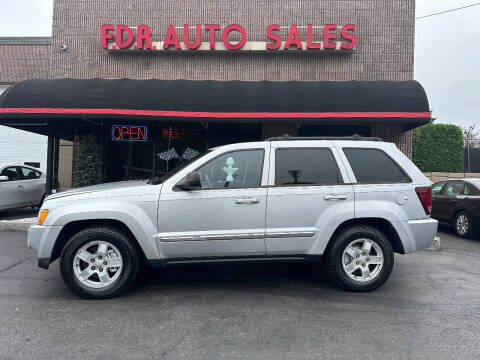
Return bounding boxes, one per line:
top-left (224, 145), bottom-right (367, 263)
top-left (46, 122), bottom-right (54, 195)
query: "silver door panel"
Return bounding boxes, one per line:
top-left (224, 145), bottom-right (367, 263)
top-left (265, 188), bottom-right (354, 255)
top-left (0, 180), bottom-right (24, 210)
top-left (157, 189), bottom-right (267, 232)
top-left (18, 178), bottom-right (45, 206)
top-left (157, 144), bottom-right (270, 259)
top-left (265, 142), bottom-right (355, 256)
top-left (158, 238), bottom-right (266, 258)
top-left (157, 189), bottom-right (268, 257)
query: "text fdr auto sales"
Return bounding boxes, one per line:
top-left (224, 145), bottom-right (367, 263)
top-left (101, 24), bottom-right (358, 51)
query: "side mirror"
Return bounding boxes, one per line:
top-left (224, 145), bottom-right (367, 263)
top-left (174, 171), bottom-right (201, 191)
top-left (0, 176), bottom-right (9, 182)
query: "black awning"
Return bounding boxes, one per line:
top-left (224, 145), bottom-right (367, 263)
top-left (0, 78), bottom-right (430, 128)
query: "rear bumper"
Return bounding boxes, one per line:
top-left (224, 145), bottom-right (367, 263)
top-left (27, 224), bottom-right (63, 269)
top-left (394, 218), bottom-right (438, 254)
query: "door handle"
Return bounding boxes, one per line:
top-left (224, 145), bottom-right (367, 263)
top-left (450, 199), bottom-right (458, 203)
top-left (324, 194), bottom-right (348, 201)
top-left (17, 185), bottom-right (24, 189)
top-left (235, 197), bottom-right (260, 204)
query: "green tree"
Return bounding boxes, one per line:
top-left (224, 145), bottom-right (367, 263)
top-left (412, 123), bottom-right (464, 172)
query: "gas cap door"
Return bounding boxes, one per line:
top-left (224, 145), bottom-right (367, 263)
top-left (396, 192), bottom-right (409, 205)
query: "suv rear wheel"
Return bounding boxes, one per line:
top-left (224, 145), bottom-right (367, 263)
top-left (326, 225), bottom-right (394, 292)
top-left (60, 226), bottom-right (140, 299)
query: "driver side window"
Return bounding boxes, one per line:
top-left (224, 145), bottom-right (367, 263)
top-left (0, 167), bottom-right (20, 181)
top-left (431, 182), bottom-right (446, 195)
top-left (196, 149), bottom-right (264, 189)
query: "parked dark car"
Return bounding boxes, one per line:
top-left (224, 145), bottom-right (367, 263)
top-left (431, 179), bottom-right (480, 238)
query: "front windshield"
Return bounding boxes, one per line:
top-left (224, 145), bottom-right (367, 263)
top-left (148, 150), bottom-right (211, 185)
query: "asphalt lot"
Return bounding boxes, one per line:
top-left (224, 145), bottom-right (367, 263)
top-left (0, 207), bottom-right (38, 221)
top-left (0, 227), bottom-right (479, 360)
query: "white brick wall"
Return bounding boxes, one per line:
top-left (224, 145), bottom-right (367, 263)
top-left (0, 86), bottom-right (48, 171)
top-left (0, 125), bottom-right (47, 172)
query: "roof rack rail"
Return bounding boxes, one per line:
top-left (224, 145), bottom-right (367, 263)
top-left (265, 134), bottom-right (384, 142)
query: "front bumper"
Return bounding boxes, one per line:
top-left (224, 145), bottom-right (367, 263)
top-left (27, 224), bottom-right (63, 269)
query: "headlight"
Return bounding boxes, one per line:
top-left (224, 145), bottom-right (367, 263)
top-left (38, 209), bottom-right (49, 225)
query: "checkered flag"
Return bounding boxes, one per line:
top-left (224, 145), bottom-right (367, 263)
top-left (181, 147), bottom-right (200, 161)
top-left (158, 148), bottom-right (179, 161)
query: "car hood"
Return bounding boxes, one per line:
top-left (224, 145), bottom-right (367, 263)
top-left (45, 180), bottom-right (149, 200)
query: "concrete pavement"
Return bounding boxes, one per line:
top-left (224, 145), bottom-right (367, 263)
top-left (0, 228), bottom-right (479, 360)
top-left (0, 208), bottom-right (38, 231)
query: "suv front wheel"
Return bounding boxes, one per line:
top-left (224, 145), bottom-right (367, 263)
top-left (60, 226), bottom-right (140, 299)
top-left (325, 225), bottom-right (394, 292)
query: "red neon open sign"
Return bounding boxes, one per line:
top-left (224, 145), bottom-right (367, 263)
top-left (111, 125), bottom-right (147, 141)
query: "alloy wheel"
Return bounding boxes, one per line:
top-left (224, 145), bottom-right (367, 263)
top-left (73, 240), bottom-right (123, 289)
top-left (456, 215), bottom-right (469, 236)
top-left (342, 238), bottom-right (384, 283)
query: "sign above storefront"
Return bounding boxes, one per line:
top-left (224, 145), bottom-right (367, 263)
top-left (162, 128), bottom-right (201, 139)
top-left (101, 24), bottom-right (357, 52)
top-left (111, 125), bottom-right (147, 142)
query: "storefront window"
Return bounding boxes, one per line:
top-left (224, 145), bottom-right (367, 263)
top-left (154, 122), bottom-right (262, 180)
top-left (104, 121), bottom-right (262, 183)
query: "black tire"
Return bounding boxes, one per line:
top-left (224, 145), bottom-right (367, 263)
top-left (453, 211), bottom-right (474, 239)
top-left (60, 226), bottom-right (140, 299)
top-left (325, 225), bottom-right (394, 292)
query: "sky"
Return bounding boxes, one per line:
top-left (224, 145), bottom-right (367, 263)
top-left (0, 0), bottom-right (478, 128)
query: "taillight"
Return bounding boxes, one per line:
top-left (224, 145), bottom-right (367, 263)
top-left (415, 187), bottom-right (432, 215)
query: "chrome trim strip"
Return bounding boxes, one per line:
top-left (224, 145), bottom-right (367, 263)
top-left (266, 231), bottom-right (316, 238)
top-left (159, 231), bottom-right (315, 242)
top-left (159, 233), bottom-right (265, 242)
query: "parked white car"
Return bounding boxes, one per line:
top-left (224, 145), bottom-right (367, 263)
top-left (28, 137), bottom-right (438, 299)
top-left (0, 164), bottom-right (46, 211)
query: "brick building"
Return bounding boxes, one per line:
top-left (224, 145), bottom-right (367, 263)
top-left (0, 37), bottom-right (50, 171)
top-left (0, 0), bottom-right (429, 192)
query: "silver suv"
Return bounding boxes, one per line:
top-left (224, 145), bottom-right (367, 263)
top-left (28, 137), bottom-right (438, 298)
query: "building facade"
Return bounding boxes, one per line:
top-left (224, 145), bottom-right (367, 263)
top-left (50, 0), bottom-right (414, 81)
top-left (0, 0), bottom-right (426, 191)
top-left (0, 37), bottom-right (50, 171)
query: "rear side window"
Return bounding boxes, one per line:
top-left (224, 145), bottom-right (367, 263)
top-left (343, 148), bottom-right (410, 183)
top-left (275, 148), bottom-right (343, 186)
top-left (465, 182), bottom-right (480, 195)
top-left (20, 167), bottom-right (41, 180)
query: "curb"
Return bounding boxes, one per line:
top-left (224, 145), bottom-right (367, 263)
top-left (0, 222), bottom-right (34, 232)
